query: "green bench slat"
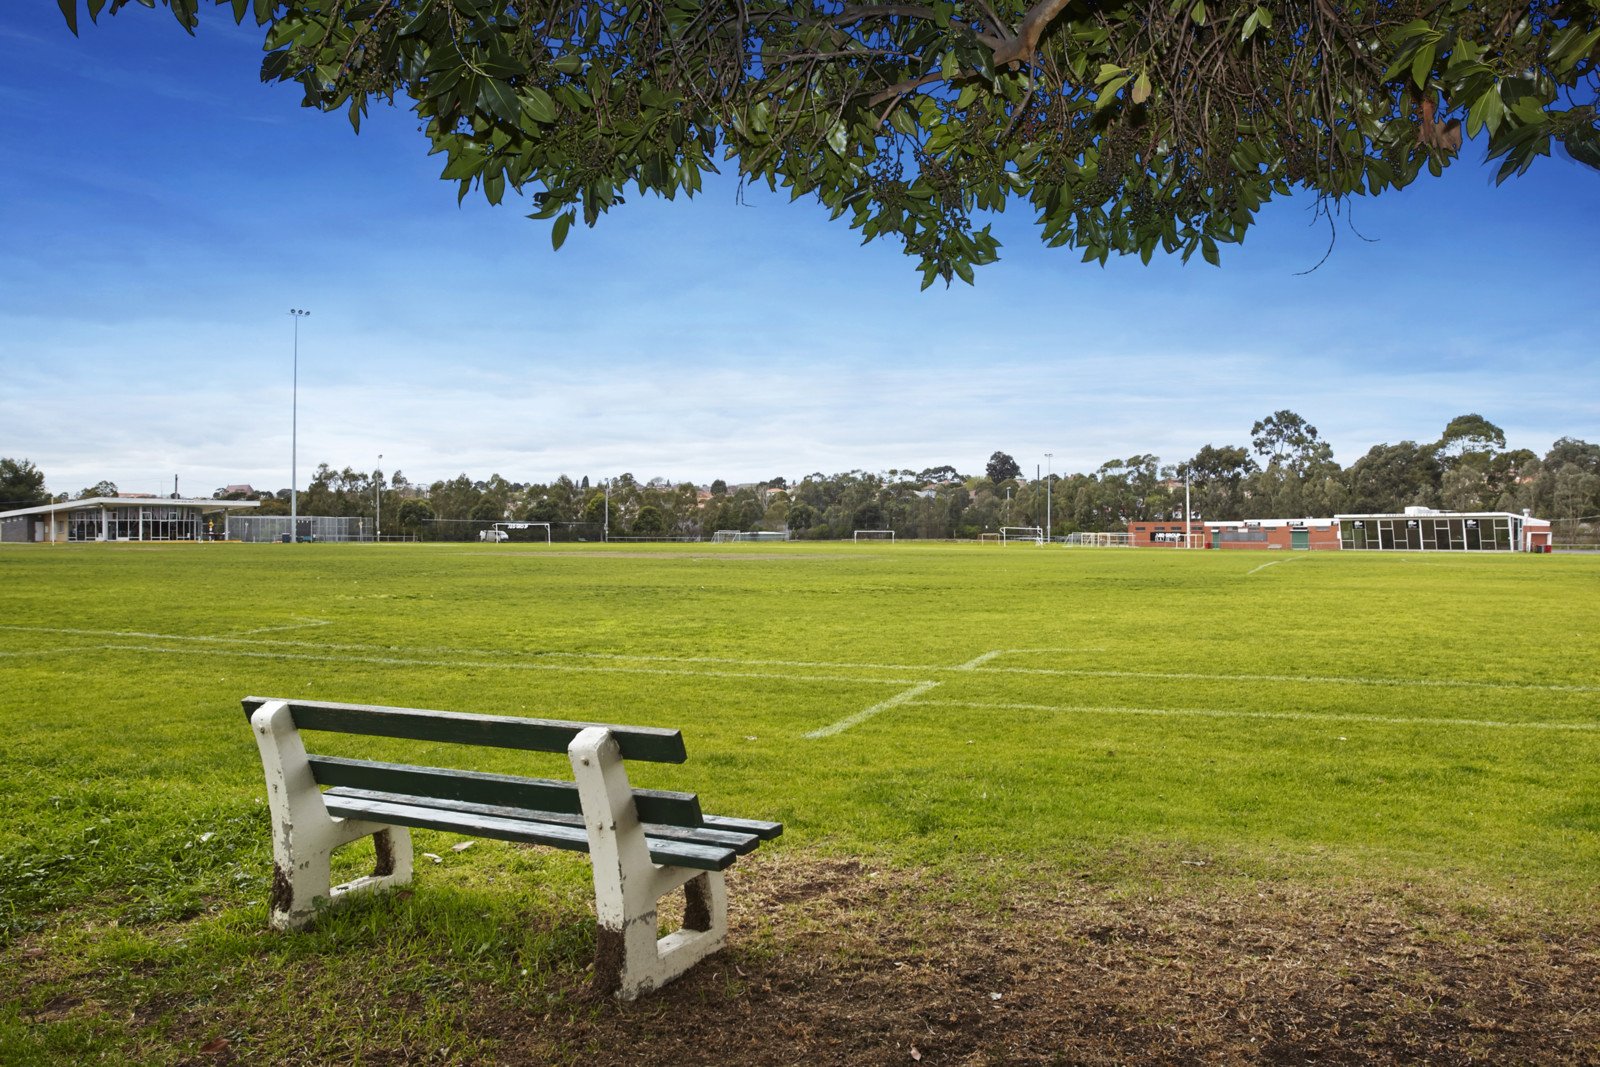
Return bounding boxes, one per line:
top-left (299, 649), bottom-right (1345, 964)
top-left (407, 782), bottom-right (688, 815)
top-left (700, 813), bottom-right (784, 841)
top-left (307, 755), bottom-right (704, 827)
top-left (322, 794), bottom-right (737, 871)
top-left (243, 697), bottom-right (687, 763)
top-left (324, 787), bottom-right (763, 855)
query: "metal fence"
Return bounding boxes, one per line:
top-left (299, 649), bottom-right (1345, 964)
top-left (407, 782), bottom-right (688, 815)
top-left (230, 515), bottom-right (371, 543)
top-left (418, 519), bottom-right (609, 543)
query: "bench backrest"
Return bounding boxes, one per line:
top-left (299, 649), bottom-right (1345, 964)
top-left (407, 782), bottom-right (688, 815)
top-left (241, 696), bottom-right (687, 762)
top-left (243, 696), bottom-right (705, 828)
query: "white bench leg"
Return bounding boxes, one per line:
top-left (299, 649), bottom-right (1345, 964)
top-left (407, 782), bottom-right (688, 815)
top-left (251, 701), bottom-right (414, 930)
top-left (569, 727), bottom-right (729, 1000)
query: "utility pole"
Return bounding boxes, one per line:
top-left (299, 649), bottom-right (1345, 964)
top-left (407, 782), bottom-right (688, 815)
top-left (603, 479), bottom-right (610, 542)
top-left (288, 308), bottom-right (310, 537)
top-left (375, 453), bottom-right (383, 542)
top-left (1044, 452), bottom-right (1053, 545)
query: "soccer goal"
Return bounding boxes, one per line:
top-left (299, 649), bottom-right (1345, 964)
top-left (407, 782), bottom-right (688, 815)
top-left (493, 522), bottom-right (551, 543)
top-left (712, 530), bottom-right (791, 543)
top-left (853, 530), bottom-right (895, 543)
top-left (1000, 526), bottom-right (1044, 545)
top-left (978, 532), bottom-right (1003, 545)
top-left (1065, 531), bottom-right (1132, 548)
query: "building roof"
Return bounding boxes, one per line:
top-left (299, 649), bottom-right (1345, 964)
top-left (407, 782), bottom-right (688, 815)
top-left (0, 497), bottom-right (262, 521)
top-left (1189, 518), bottom-right (1338, 529)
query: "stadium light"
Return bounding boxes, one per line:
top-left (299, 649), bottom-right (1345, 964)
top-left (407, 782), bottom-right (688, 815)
top-left (288, 309), bottom-right (310, 537)
top-left (375, 453), bottom-right (383, 543)
top-left (1044, 452), bottom-right (1053, 545)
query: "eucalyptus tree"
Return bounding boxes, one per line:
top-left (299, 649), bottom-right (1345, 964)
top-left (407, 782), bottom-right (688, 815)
top-left (1176, 444), bottom-right (1256, 519)
top-left (63, 0), bottom-right (1600, 285)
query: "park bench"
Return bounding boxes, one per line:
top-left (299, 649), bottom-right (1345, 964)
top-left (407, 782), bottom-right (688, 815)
top-left (242, 696), bottom-right (782, 999)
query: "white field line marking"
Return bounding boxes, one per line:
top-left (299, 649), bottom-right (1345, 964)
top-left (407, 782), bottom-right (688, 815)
top-left (912, 698), bottom-right (1600, 733)
top-left (226, 617), bottom-right (332, 635)
top-left (954, 647), bottom-right (1105, 670)
top-left (1246, 557), bottom-right (1294, 576)
top-left (4, 624), bottom-right (1593, 695)
top-left (0, 648), bottom-right (82, 659)
top-left (94, 644), bottom-right (922, 687)
top-left (805, 681), bottom-right (942, 739)
top-left (973, 664), bottom-right (1600, 695)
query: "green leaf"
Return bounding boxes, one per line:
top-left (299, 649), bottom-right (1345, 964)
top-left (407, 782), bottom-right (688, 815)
top-left (1467, 87), bottom-right (1505, 137)
top-left (439, 151), bottom-right (483, 181)
top-left (520, 87), bottom-right (556, 125)
top-left (57, 0), bottom-right (78, 35)
top-left (1131, 72), bottom-right (1151, 104)
top-left (1201, 235), bottom-right (1220, 266)
top-left (1241, 6), bottom-right (1271, 40)
top-left (1095, 63), bottom-right (1125, 85)
top-left (478, 79), bottom-right (520, 125)
top-left (1410, 42), bottom-right (1436, 89)
top-left (551, 210), bottom-right (574, 251)
top-left (1094, 75), bottom-right (1130, 110)
top-left (1189, 0), bottom-right (1207, 26)
top-left (827, 122), bottom-right (848, 157)
top-left (551, 55), bottom-right (584, 75)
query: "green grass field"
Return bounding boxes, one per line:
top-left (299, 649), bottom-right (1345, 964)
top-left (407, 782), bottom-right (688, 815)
top-left (3, 541), bottom-right (1597, 1061)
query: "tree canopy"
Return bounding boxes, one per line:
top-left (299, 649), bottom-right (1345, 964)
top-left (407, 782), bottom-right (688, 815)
top-left (63, 0), bottom-right (1600, 285)
top-left (0, 458), bottom-right (52, 510)
top-left (986, 450), bottom-right (1022, 482)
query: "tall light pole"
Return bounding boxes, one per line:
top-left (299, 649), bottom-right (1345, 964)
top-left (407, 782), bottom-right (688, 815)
top-left (288, 308), bottom-right (310, 537)
top-left (1184, 474), bottom-right (1192, 549)
top-left (1044, 452), bottom-right (1053, 544)
top-left (375, 453), bottom-right (383, 543)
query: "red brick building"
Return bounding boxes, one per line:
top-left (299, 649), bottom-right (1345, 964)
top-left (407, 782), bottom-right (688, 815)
top-left (1127, 518), bottom-right (1340, 550)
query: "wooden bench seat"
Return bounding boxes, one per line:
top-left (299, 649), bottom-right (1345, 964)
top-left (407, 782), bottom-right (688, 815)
top-left (242, 696), bottom-right (782, 998)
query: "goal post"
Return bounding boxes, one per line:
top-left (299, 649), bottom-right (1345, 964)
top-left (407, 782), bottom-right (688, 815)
top-left (978, 532), bottom-right (1002, 545)
top-left (713, 530), bottom-right (792, 543)
top-left (853, 529), bottom-right (895, 542)
top-left (1000, 526), bottom-right (1044, 545)
top-left (1064, 531), bottom-right (1132, 548)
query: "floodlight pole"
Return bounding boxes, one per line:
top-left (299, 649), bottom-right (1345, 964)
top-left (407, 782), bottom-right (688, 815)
top-left (375, 453), bottom-right (383, 543)
top-left (1177, 476), bottom-right (1190, 550)
top-left (1044, 452), bottom-right (1053, 545)
top-left (288, 309), bottom-right (310, 537)
top-left (603, 479), bottom-right (610, 542)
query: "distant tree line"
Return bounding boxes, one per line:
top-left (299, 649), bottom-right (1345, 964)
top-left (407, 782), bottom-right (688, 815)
top-left (6, 413), bottom-right (1598, 541)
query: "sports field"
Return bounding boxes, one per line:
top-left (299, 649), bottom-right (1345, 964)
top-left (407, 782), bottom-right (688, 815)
top-left (3, 541), bottom-right (1598, 1062)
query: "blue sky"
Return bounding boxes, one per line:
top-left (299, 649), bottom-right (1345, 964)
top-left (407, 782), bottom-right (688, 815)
top-left (2, 4), bottom-right (1596, 497)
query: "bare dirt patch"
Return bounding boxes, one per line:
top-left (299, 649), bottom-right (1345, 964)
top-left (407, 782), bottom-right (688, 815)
top-left (10, 856), bottom-right (1596, 1065)
top-left (472, 855), bottom-right (1600, 1065)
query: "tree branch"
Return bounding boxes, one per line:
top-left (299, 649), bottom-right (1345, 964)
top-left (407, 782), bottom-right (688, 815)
top-left (830, 4), bottom-right (1006, 50)
top-left (990, 0), bottom-right (1077, 67)
top-left (868, 69), bottom-right (950, 106)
